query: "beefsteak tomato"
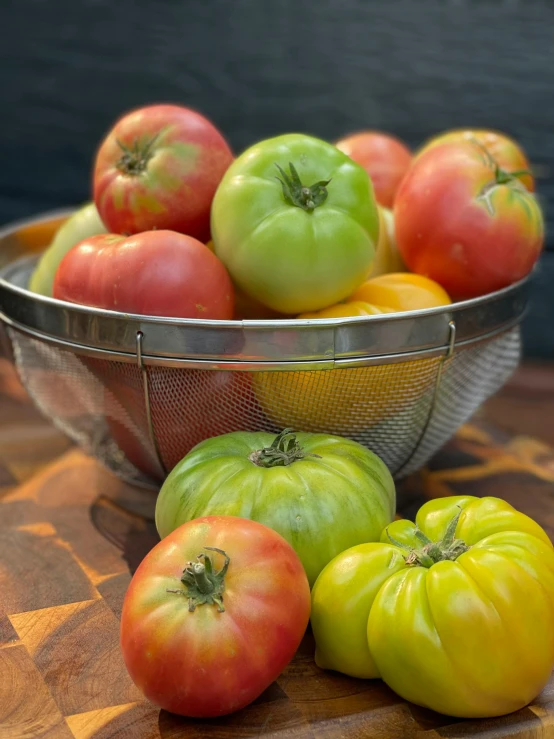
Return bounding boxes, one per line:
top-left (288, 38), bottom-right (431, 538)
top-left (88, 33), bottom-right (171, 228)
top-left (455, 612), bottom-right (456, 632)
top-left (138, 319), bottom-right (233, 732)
top-left (121, 515), bottom-right (310, 717)
top-left (311, 496), bottom-right (554, 718)
top-left (93, 104), bottom-right (234, 242)
top-left (416, 128), bottom-right (534, 191)
top-left (394, 140), bottom-right (544, 299)
top-left (211, 133), bottom-right (379, 314)
top-left (335, 131), bottom-right (412, 208)
top-left (155, 429), bottom-right (395, 586)
top-left (53, 230), bottom-right (234, 319)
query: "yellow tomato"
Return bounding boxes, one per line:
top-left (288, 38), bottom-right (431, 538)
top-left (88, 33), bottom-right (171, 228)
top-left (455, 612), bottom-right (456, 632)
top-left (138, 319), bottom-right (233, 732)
top-left (351, 273), bottom-right (451, 312)
top-left (311, 496), bottom-right (554, 718)
top-left (253, 356), bottom-right (439, 433)
top-left (368, 206), bottom-right (406, 278)
top-left (298, 301), bottom-right (390, 319)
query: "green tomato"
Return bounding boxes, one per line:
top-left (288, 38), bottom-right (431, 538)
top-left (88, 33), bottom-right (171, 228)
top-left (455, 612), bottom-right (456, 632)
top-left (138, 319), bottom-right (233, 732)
top-left (155, 430), bottom-right (395, 586)
top-left (29, 202), bottom-right (107, 296)
top-left (211, 134), bottom-right (379, 314)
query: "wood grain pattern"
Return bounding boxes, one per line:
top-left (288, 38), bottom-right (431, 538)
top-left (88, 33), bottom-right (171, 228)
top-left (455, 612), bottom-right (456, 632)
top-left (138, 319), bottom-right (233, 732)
top-left (0, 355), bottom-right (554, 737)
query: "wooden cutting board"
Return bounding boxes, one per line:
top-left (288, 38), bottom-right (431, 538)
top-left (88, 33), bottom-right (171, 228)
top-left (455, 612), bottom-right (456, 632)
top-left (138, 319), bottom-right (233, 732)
top-left (1, 357), bottom-right (554, 739)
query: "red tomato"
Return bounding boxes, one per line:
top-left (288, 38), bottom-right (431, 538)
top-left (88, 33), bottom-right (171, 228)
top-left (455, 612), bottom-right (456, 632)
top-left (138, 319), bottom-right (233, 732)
top-left (53, 231), bottom-right (234, 319)
top-left (335, 131), bottom-right (412, 208)
top-left (93, 365), bottom-right (256, 476)
top-left (120, 516), bottom-right (311, 717)
top-left (416, 128), bottom-right (534, 192)
top-left (394, 141), bottom-right (544, 300)
top-left (94, 104), bottom-right (234, 242)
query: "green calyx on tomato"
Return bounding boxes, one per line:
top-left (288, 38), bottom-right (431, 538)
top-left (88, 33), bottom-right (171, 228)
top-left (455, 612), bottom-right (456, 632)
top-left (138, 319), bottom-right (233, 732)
top-left (167, 546), bottom-right (229, 613)
top-left (155, 429), bottom-right (395, 587)
top-left (248, 428), bottom-right (320, 468)
top-left (473, 139), bottom-right (533, 216)
top-left (211, 133), bottom-right (379, 314)
top-left (275, 162), bottom-right (330, 212)
top-left (311, 495), bottom-right (554, 718)
top-left (115, 134), bottom-right (160, 176)
top-left (385, 507), bottom-right (469, 567)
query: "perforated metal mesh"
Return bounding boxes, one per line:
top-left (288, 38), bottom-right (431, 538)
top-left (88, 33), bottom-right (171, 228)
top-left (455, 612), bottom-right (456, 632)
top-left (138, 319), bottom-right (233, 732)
top-left (7, 326), bottom-right (521, 485)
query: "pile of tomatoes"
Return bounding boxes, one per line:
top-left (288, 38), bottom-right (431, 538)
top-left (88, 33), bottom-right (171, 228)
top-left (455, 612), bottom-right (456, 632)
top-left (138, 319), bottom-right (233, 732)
top-left (26, 105), bottom-right (552, 724)
top-left (120, 428), bottom-right (554, 721)
top-left (30, 103), bottom-right (543, 321)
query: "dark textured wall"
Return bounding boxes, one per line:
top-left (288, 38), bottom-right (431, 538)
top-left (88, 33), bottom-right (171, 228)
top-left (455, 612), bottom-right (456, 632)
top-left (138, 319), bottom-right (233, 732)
top-left (1, 0), bottom-right (553, 356)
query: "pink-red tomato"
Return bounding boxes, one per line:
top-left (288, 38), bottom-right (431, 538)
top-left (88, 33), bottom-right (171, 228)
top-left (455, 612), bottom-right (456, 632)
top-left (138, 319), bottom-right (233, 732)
top-left (416, 128), bottom-right (534, 192)
top-left (53, 230), bottom-right (234, 319)
top-left (335, 131), bottom-right (412, 208)
top-left (92, 364), bottom-right (257, 477)
top-left (93, 104), bottom-right (234, 242)
top-left (394, 141), bottom-right (544, 300)
top-left (120, 516), bottom-right (311, 717)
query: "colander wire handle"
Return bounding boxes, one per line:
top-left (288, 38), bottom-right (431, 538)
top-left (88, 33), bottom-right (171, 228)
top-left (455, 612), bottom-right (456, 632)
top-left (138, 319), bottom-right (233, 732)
top-left (395, 320), bottom-right (457, 477)
top-left (136, 331), bottom-right (167, 478)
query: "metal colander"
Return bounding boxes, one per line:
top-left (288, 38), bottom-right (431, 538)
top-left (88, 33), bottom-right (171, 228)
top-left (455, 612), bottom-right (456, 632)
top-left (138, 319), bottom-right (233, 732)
top-left (0, 210), bottom-right (526, 487)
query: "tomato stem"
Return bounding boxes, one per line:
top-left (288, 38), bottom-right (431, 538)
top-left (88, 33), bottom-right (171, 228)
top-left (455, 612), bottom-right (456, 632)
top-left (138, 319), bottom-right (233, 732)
top-left (386, 507), bottom-right (470, 568)
top-left (275, 162), bottom-right (331, 212)
top-left (166, 546), bottom-right (229, 612)
top-left (249, 428), bottom-right (320, 468)
top-left (116, 134), bottom-right (159, 176)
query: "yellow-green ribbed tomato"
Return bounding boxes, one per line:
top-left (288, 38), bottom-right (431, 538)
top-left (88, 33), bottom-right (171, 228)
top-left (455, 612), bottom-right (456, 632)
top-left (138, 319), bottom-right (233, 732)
top-left (211, 134), bottom-right (379, 314)
top-left (311, 496), bottom-right (554, 718)
top-left (155, 429), bottom-right (395, 587)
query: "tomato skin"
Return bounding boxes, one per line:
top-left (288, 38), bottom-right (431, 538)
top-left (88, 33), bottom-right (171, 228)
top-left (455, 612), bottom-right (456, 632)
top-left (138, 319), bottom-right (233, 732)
top-left (335, 131), bottom-right (412, 208)
top-left (311, 495), bottom-right (554, 718)
top-left (298, 301), bottom-right (389, 318)
top-left (29, 203), bottom-right (107, 297)
top-left (52, 230), bottom-right (234, 319)
top-left (351, 273), bottom-right (451, 312)
top-left (312, 542), bottom-right (407, 678)
top-left (416, 128), bottom-right (534, 192)
top-left (155, 431), bottom-right (395, 587)
top-left (120, 516), bottom-right (310, 717)
top-left (94, 104), bottom-right (234, 242)
top-left (368, 206), bottom-right (406, 278)
top-left (298, 274), bottom-right (451, 319)
top-left (211, 134), bottom-right (379, 314)
top-left (394, 141), bottom-right (544, 300)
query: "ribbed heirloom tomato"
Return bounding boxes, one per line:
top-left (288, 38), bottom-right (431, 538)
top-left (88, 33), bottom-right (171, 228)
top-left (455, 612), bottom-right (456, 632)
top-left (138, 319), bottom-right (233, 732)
top-left (311, 496), bottom-right (554, 718)
top-left (93, 104), bottom-right (234, 242)
top-left (394, 140), bottom-right (544, 299)
top-left (120, 516), bottom-right (311, 717)
top-left (155, 430), bottom-right (395, 586)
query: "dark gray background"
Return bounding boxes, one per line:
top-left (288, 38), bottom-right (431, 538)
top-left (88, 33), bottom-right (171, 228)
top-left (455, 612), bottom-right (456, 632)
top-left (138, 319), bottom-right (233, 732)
top-left (1, 0), bottom-right (553, 356)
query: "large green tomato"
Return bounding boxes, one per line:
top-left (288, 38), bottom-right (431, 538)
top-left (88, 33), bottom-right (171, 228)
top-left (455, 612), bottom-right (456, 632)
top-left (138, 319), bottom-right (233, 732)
top-left (211, 134), bottom-right (379, 314)
top-left (311, 496), bottom-right (554, 718)
top-left (29, 203), bottom-right (107, 296)
top-left (155, 430), bottom-right (395, 586)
